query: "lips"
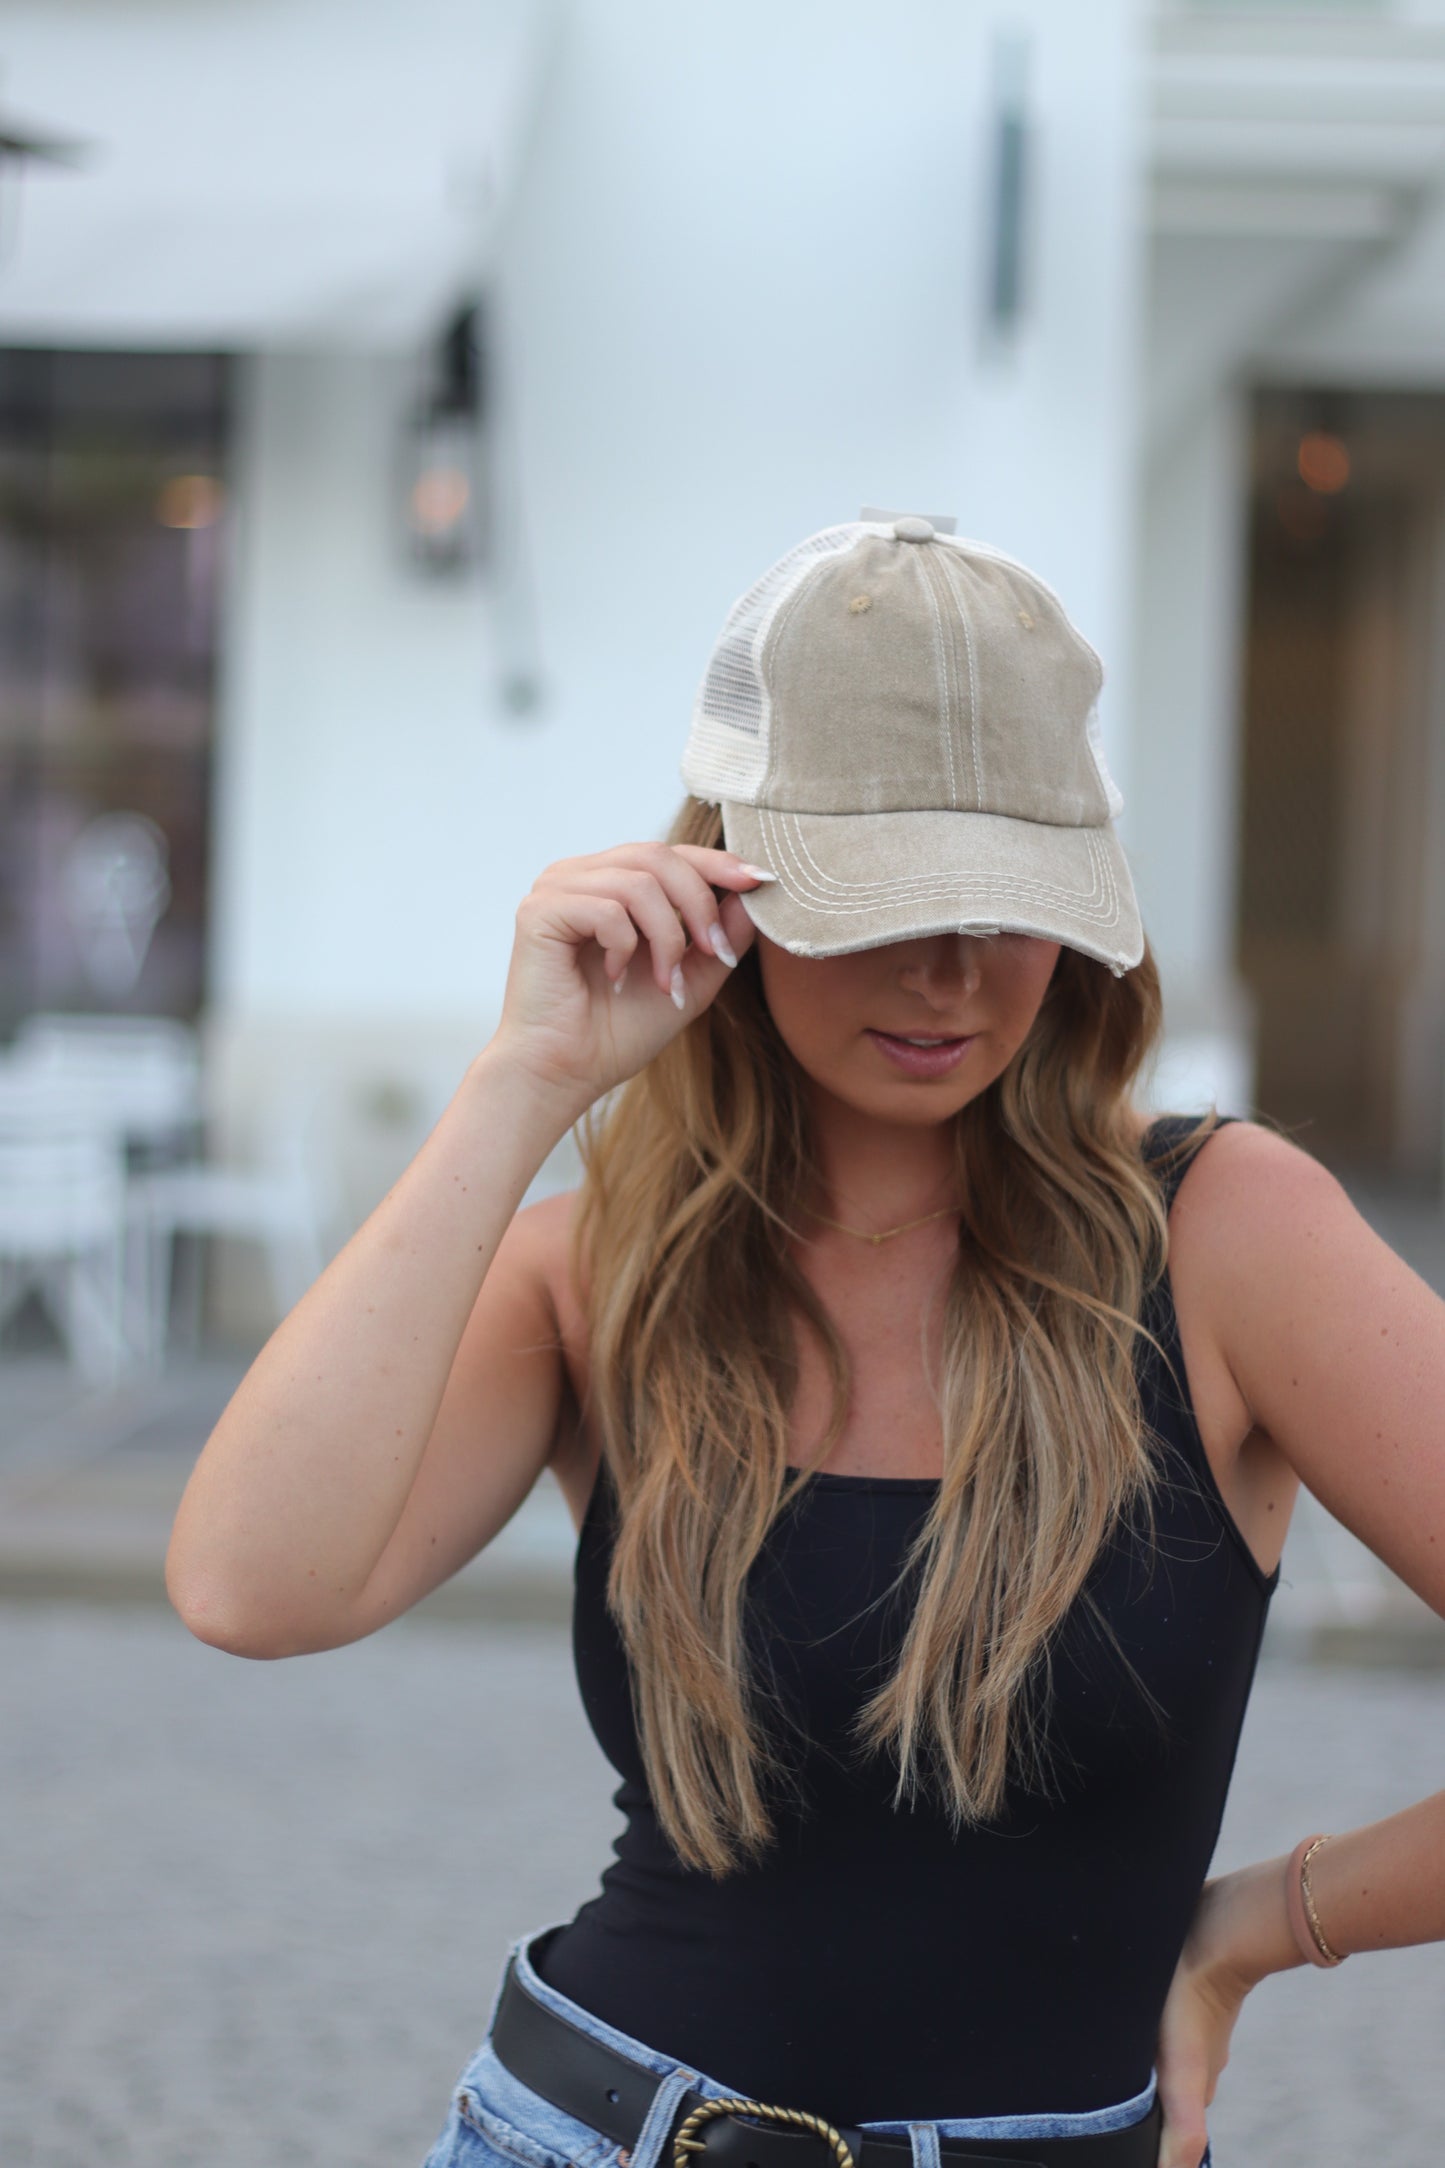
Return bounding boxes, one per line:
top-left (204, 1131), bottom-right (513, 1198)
top-left (865, 1028), bottom-right (977, 1079)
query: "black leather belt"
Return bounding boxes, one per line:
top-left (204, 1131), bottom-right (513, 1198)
top-left (489, 1950), bottom-right (1162, 2168)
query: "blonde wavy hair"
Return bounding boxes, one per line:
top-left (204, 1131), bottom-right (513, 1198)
top-left (572, 795), bottom-right (1215, 1876)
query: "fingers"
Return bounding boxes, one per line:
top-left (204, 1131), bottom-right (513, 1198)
top-left (539, 843), bottom-right (768, 1001)
top-left (715, 885), bottom-right (759, 961)
top-left (610, 843), bottom-right (764, 970)
top-left (1157, 2060), bottom-right (1212, 2168)
top-left (554, 868), bottom-right (697, 999)
top-left (518, 889), bottom-right (639, 985)
top-left (667, 843), bottom-right (777, 891)
top-left (1158, 2120), bottom-right (1211, 2168)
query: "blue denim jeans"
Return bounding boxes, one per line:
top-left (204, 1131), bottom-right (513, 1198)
top-left (420, 1925), bottom-right (1207, 2168)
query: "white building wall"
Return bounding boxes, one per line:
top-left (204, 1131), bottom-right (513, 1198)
top-left (208, 0), bottom-right (1150, 1322)
top-left (495, 0), bottom-right (1149, 876)
top-left (213, 348), bottom-right (500, 1022)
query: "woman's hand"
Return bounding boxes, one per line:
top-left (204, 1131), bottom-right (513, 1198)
top-left (1156, 1862), bottom-right (1302, 2168)
top-left (1154, 1894), bottom-right (1246, 2167)
top-left (492, 840), bottom-right (768, 1117)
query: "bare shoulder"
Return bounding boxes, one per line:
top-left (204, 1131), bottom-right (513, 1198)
top-left (448, 1187), bottom-right (582, 1395)
top-left (1168, 1115), bottom-right (1341, 1223)
top-left (507, 1186), bottom-right (585, 1313)
top-left (1161, 1118), bottom-right (1360, 1266)
top-left (506, 1183), bottom-right (580, 1261)
top-left (1166, 1115), bottom-right (1445, 1613)
top-left (502, 1187), bottom-right (596, 1479)
top-left (1161, 1115), bottom-right (1353, 1340)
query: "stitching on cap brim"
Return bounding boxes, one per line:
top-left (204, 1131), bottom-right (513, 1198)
top-left (720, 803), bottom-right (1144, 970)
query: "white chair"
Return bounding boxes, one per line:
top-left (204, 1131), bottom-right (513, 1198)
top-left (9, 1013), bottom-right (202, 1147)
top-left (0, 1014), bottom-right (204, 1371)
top-left (0, 1101), bottom-right (132, 1385)
top-left (123, 1080), bottom-right (336, 1369)
top-left (13, 1012), bottom-right (197, 1063)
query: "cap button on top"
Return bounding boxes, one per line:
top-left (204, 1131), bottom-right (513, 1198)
top-left (892, 516), bottom-right (935, 543)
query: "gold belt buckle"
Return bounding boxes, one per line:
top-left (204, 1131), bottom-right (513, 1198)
top-left (673, 2096), bottom-right (856, 2168)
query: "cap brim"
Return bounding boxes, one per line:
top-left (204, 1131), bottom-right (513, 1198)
top-left (721, 802), bottom-right (1144, 974)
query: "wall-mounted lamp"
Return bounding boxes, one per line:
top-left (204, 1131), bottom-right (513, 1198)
top-left (981, 30), bottom-right (1032, 353)
top-left (0, 90), bottom-right (92, 262)
top-left (403, 299), bottom-right (490, 575)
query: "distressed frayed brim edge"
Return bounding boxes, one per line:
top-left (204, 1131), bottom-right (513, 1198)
top-left (720, 800), bottom-right (1145, 976)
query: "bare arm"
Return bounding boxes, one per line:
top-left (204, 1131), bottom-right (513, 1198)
top-left (1200, 1121), bottom-right (1445, 1959)
top-left (165, 838), bottom-right (764, 1659)
top-left (164, 1048), bottom-right (577, 1656)
top-left (1155, 1121), bottom-right (1445, 2167)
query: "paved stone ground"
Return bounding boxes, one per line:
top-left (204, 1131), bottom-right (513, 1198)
top-left (3, 1602), bottom-right (1444, 2168)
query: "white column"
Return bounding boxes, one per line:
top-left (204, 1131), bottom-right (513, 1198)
top-left (1129, 382), bottom-right (1257, 1114)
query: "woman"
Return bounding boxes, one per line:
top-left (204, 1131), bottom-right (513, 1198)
top-left (167, 514), bottom-right (1445, 2168)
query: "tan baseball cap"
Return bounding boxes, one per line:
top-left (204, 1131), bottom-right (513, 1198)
top-left (680, 511), bottom-right (1143, 977)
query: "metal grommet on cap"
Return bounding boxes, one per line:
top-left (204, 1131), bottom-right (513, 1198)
top-left (892, 516), bottom-right (935, 543)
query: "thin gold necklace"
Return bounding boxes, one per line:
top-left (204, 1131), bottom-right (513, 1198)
top-left (804, 1201), bottom-right (961, 1248)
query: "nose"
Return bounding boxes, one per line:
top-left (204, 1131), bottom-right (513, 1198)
top-left (896, 933), bottom-right (986, 1001)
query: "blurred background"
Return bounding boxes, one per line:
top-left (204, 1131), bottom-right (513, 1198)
top-left (2, 0), bottom-right (1444, 2162)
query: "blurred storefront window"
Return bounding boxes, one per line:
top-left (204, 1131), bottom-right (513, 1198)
top-left (0, 350), bottom-right (229, 1034)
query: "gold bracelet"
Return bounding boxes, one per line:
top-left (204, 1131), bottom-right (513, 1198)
top-left (1299, 1834), bottom-right (1346, 1966)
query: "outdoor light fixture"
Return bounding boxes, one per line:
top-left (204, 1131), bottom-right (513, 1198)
top-left (1275, 392), bottom-right (1353, 541)
top-left (1297, 429), bottom-right (1350, 495)
top-left (155, 475), bottom-right (225, 529)
top-left (398, 294), bottom-right (545, 716)
top-left (982, 29), bottom-right (1032, 350)
top-left (0, 85), bottom-right (92, 259)
top-left (403, 298), bottom-right (490, 575)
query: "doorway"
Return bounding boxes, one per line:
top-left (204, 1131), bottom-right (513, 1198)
top-left (1236, 386), bottom-right (1445, 1186)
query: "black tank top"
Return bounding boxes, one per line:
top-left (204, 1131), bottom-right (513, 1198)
top-left (536, 1115), bottom-right (1278, 2121)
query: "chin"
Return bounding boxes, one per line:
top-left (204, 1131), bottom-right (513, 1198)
top-left (827, 1062), bottom-right (991, 1126)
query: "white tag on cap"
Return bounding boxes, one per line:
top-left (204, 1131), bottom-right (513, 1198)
top-left (859, 506), bottom-right (958, 534)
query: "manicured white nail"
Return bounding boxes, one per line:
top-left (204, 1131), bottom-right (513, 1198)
top-left (739, 863), bottom-right (777, 882)
top-left (708, 923), bottom-right (738, 968)
top-left (670, 965), bottom-right (687, 1010)
top-left (612, 967), bottom-right (628, 995)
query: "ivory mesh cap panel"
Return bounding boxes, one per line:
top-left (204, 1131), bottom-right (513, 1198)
top-left (680, 512), bottom-right (1143, 975)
